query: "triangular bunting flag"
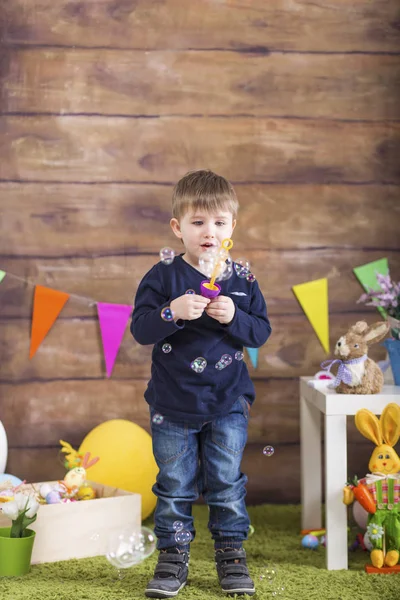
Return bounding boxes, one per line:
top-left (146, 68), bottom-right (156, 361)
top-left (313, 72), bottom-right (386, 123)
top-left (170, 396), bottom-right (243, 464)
top-left (246, 347), bottom-right (258, 369)
top-left (292, 278), bottom-right (329, 354)
top-left (0, 270), bottom-right (6, 283)
top-left (97, 303), bottom-right (132, 378)
top-left (353, 258), bottom-right (389, 318)
top-left (30, 285), bottom-right (70, 358)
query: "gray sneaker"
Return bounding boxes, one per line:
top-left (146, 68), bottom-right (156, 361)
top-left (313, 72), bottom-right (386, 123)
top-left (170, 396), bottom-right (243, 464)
top-left (145, 548), bottom-right (189, 598)
top-left (215, 548), bottom-right (255, 596)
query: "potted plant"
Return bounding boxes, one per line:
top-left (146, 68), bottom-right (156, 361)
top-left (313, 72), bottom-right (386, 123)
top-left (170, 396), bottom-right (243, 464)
top-left (0, 491), bottom-right (39, 576)
top-left (357, 272), bottom-right (400, 384)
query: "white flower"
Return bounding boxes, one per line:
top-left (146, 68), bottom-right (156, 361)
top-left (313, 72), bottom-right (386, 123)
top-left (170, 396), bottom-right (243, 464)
top-left (17, 493), bottom-right (39, 519)
top-left (24, 495), bottom-right (40, 519)
top-left (367, 522), bottom-right (384, 540)
top-left (1, 501), bottom-right (19, 520)
top-left (14, 493), bottom-right (29, 512)
top-left (1, 493), bottom-right (39, 522)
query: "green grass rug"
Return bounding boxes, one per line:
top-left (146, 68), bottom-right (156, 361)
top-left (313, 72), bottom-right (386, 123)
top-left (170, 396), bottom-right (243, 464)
top-left (1, 504), bottom-right (399, 600)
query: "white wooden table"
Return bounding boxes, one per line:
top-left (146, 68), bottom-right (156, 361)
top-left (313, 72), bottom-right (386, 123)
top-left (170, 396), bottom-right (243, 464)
top-left (299, 377), bottom-right (400, 570)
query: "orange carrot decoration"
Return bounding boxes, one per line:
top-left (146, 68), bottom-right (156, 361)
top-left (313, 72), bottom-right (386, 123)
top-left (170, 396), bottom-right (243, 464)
top-left (348, 476), bottom-right (376, 514)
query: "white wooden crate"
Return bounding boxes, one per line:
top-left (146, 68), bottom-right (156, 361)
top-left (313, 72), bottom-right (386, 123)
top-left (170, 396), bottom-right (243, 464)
top-left (0, 481), bottom-right (141, 564)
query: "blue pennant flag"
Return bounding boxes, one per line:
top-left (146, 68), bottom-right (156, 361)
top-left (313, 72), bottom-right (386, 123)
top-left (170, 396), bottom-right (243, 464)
top-left (245, 347), bottom-right (258, 369)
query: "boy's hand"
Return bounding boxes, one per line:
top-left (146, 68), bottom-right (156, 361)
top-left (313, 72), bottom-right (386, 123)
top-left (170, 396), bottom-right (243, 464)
top-left (170, 294), bottom-right (210, 321)
top-left (205, 296), bottom-right (235, 324)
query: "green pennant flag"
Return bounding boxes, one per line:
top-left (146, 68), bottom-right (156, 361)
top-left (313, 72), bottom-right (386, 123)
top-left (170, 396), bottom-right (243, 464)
top-left (353, 258), bottom-right (389, 318)
top-left (0, 270), bottom-right (6, 283)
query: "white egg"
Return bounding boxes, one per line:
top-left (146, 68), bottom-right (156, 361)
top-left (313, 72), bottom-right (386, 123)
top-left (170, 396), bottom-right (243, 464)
top-left (40, 483), bottom-right (53, 498)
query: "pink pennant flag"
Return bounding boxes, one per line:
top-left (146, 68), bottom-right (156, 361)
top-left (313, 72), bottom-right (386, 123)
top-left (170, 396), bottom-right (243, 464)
top-left (97, 303), bottom-right (132, 378)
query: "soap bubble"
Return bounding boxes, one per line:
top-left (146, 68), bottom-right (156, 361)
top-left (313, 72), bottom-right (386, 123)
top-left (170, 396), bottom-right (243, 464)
top-left (106, 527), bottom-right (156, 569)
top-left (191, 357), bottom-right (207, 373)
top-left (136, 527), bottom-right (157, 560)
top-left (185, 289), bottom-right (196, 295)
top-left (199, 247), bottom-right (232, 282)
top-left (161, 307), bottom-right (174, 322)
top-left (235, 351), bottom-right (244, 361)
top-left (259, 566), bottom-right (276, 582)
top-left (175, 530), bottom-right (192, 545)
top-left (162, 343), bottom-right (172, 353)
top-left (198, 248), bottom-right (218, 278)
top-left (173, 521), bottom-right (184, 532)
top-left (106, 535), bottom-right (139, 569)
top-left (272, 587), bottom-right (285, 597)
top-left (234, 258), bottom-right (251, 279)
top-left (263, 445), bottom-right (274, 457)
top-left (215, 354), bottom-right (233, 370)
top-left (152, 413), bottom-right (164, 425)
top-left (159, 247), bottom-right (175, 265)
top-left (218, 256), bottom-right (233, 281)
top-left (246, 273), bottom-right (256, 283)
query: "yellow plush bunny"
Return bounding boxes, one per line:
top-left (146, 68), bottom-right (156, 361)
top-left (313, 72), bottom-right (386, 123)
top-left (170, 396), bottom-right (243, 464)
top-left (343, 403), bottom-right (400, 568)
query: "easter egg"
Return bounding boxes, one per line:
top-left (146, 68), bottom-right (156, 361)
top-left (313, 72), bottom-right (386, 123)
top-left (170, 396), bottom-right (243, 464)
top-left (79, 420), bottom-right (158, 520)
top-left (301, 534), bottom-right (319, 549)
top-left (0, 474), bottom-right (22, 487)
top-left (46, 490), bottom-right (62, 504)
top-left (0, 422), bottom-right (8, 474)
top-left (353, 501), bottom-right (368, 530)
top-left (40, 483), bottom-right (53, 498)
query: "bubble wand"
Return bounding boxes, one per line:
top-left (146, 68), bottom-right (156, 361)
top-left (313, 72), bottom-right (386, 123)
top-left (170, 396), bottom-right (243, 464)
top-left (200, 238), bottom-right (233, 299)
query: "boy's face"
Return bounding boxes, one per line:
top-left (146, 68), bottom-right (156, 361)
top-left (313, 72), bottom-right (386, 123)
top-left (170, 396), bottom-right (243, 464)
top-left (170, 209), bottom-right (236, 266)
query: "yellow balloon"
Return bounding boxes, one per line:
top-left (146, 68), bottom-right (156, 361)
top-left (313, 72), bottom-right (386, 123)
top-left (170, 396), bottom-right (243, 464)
top-left (79, 419), bottom-right (158, 520)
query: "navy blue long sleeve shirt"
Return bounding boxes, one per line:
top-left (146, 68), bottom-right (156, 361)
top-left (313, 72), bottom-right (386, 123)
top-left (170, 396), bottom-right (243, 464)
top-left (130, 255), bottom-right (271, 421)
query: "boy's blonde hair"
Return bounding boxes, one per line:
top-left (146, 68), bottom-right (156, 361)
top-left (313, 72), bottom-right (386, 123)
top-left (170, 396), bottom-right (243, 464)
top-left (172, 170), bottom-right (238, 221)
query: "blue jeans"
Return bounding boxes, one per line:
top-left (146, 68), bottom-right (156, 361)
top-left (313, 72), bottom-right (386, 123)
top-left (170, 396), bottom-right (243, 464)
top-left (149, 396), bottom-right (251, 551)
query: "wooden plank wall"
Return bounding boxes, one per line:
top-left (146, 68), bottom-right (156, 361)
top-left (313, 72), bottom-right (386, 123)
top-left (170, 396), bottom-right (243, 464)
top-left (1, 0), bottom-right (399, 504)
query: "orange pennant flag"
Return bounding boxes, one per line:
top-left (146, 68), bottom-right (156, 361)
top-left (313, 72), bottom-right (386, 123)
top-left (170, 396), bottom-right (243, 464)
top-left (30, 285), bottom-right (70, 359)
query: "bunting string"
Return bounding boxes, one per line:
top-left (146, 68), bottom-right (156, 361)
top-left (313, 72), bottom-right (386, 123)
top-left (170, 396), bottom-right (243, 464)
top-left (0, 268), bottom-right (132, 377)
top-left (1, 256), bottom-right (391, 374)
top-left (0, 267), bottom-right (260, 375)
top-left (1, 269), bottom-right (98, 307)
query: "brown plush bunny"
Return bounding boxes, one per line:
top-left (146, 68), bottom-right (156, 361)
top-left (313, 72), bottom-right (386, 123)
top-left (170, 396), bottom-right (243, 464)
top-left (321, 321), bottom-right (389, 394)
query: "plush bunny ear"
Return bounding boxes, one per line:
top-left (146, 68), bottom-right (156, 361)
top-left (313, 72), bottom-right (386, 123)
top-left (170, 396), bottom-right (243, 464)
top-left (80, 452), bottom-right (90, 469)
top-left (350, 321), bottom-right (368, 334)
top-left (363, 321), bottom-right (389, 345)
top-left (355, 408), bottom-right (383, 446)
top-left (81, 452), bottom-right (100, 469)
top-left (381, 403), bottom-right (400, 447)
top-left (85, 456), bottom-right (100, 469)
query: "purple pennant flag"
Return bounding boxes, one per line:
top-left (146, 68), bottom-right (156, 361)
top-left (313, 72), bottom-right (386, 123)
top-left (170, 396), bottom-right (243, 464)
top-left (97, 303), bottom-right (132, 378)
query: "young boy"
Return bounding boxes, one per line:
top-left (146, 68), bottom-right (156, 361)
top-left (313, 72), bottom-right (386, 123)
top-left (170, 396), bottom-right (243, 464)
top-left (131, 170), bottom-right (271, 598)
